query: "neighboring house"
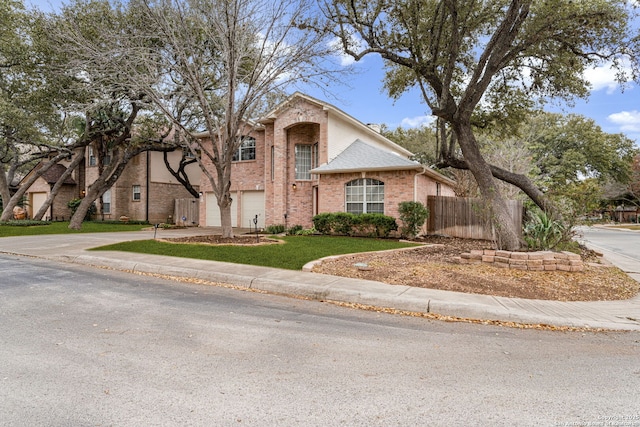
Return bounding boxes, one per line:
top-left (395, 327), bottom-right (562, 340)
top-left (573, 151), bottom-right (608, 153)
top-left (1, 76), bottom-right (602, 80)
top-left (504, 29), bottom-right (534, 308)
top-left (84, 149), bottom-right (200, 224)
top-left (606, 205), bottom-right (639, 223)
top-left (22, 147), bottom-right (200, 224)
top-left (198, 92), bottom-right (455, 230)
top-left (21, 151), bottom-right (85, 221)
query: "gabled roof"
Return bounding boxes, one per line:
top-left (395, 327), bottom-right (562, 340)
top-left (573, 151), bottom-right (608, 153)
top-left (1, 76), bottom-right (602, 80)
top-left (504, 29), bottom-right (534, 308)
top-left (41, 164), bottom-right (76, 185)
top-left (311, 139), bottom-right (457, 186)
top-left (311, 139), bottom-right (422, 174)
top-left (261, 92), bottom-right (414, 158)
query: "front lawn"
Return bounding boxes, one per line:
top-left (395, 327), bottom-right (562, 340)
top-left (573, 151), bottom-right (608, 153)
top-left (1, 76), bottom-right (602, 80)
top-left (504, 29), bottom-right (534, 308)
top-left (93, 235), bottom-right (419, 270)
top-left (0, 221), bottom-right (150, 237)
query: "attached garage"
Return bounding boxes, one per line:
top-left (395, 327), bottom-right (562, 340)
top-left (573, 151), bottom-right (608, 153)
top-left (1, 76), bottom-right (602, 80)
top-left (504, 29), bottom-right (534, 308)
top-left (30, 192), bottom-right (48, 218)
top-left (205, 191), bottom-right (237, 227)
top-left (204, 191), bottom-right (265, 228)
top-left (240, 191), bottom-right (265, 229)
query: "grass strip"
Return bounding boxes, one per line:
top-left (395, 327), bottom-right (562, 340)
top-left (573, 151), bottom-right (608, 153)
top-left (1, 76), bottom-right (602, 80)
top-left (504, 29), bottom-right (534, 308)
top-left (92, 235), bottom-right (419, 270)
top-left (0, 221), bottom-right (149, 237)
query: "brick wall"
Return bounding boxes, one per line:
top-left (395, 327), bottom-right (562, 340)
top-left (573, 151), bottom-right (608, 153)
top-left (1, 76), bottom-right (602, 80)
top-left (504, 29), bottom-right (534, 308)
top-left (264, 98), bottom-right (328, 228)
top-left (148, 182), bottom-right (197, 224)
top-left (317, 170), bottom-right (439, 221)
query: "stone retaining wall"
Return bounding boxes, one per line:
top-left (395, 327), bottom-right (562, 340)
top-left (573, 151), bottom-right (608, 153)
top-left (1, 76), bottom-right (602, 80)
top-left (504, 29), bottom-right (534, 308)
top-left (459, 249), bottom-right (584, 272)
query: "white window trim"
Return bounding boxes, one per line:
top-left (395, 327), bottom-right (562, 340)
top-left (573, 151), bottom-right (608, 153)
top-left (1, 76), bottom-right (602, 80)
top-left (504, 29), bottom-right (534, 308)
top-left (345, 178), bottom-right (384, 214)
top-left (132, 185), bottom-right (141, 201)
top-left (233, 137), bottom-right (256, 162)
top-left (102, 189), bottom-right (112, 214)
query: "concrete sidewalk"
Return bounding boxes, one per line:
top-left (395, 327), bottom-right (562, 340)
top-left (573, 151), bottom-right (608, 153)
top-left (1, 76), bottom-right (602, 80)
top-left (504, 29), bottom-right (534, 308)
top-left (1, 227), bottom-right (639, 331)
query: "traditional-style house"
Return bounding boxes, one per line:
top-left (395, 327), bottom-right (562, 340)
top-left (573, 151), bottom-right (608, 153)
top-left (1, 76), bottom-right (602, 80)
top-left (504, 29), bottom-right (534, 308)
top-left (83, 149), bottom-right (200, 224)
top-left (21, 148), bottom-right (200, 224)
top-left (20, 149), bottom-right (86, 221)
top-left (198, 92), bottom-right (455, 230)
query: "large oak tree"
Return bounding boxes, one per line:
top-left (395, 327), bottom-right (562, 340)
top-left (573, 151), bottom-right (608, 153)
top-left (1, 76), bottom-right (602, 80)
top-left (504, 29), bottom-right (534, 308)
top-left (322, 0), bottom-right (640, 249)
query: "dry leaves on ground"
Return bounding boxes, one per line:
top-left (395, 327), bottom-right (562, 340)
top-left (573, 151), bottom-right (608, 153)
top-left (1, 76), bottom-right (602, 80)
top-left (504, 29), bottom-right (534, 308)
top-left (164, 234), bottom-right (640, 302)
top-left (312, 236), bottom-right (640, 302)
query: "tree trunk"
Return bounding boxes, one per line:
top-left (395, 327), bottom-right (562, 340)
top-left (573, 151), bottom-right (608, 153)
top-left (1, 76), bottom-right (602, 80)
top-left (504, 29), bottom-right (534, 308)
top-left (218, 192), bottom-right (234, 238)
top-left (68, 191), bottom-right (97, 229)
top-left (0, 153), bottom-right (69, 222)
top-left (33, 153), bottom-right (84, 221)
top-left (455, 123), bottom-right (522, 250)
top-left (68, 146), bottom-right (151, 230)
top-left (439, 155), bottom-right (560, 219)
top-left (0, 166), bottom-right (11, 216)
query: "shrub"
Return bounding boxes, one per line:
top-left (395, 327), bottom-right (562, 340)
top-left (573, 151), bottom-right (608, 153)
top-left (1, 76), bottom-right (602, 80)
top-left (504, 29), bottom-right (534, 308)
top-left (312, 212), bottom-right (398, 237)
top-left (523, 209), bottom-right (571, 251)
top-left (264, 224), bottom-right (286, 234)
top-left (0, 219), bottom-right (51, 227)
top-left (311, 213), bottom-right (332, 234)
top-left (398, 201), bottom-right (429, 238)
top-left (287, 224), bottom-right (304, 235)
top-left (331, 212), bottom-right (355, 235)
top-left (67, 198), bottom-right (97, 221)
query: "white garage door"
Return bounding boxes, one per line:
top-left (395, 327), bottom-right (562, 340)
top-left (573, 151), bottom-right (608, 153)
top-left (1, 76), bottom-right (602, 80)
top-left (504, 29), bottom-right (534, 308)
top-left (205, 191), bottom-right (237, 227)
top-left (241, 191), bottom-right (265, 229)
top-left (31, 192), bottom-right (48, 218)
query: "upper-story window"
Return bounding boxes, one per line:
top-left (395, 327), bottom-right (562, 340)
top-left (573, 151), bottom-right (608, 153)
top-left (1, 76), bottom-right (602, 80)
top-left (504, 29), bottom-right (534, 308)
top-left (295, 143), bottom-right (318, 180)
top-left (89, 146), bottom-right (96, 166)
top-left (345, 178), bottom-right (384, 214)
top-left (183, 146), bottom-right (197, 159)
top-left (232, 137), bottom-right (256, 162)
top-left (88, 146), bottom-right (111, 166)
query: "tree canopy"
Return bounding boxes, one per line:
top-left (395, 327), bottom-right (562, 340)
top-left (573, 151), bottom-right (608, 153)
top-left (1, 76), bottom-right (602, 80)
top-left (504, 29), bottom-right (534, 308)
top-left (321, 0), bottom-right (640, 249)
top-left (88, 0), bottom-right (344, 237)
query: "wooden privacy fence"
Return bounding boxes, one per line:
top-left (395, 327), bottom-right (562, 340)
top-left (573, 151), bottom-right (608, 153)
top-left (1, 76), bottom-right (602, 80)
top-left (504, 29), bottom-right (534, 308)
top-left (174, 198), bottom-right (199, 226)
top-left (426, 196), bottom-right (523, 240)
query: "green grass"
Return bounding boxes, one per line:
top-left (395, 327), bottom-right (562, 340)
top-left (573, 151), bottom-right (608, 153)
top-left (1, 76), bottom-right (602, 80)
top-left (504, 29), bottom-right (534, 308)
top-left (92, 235), bottom-right (419, 270)
top-left (0, 221), bottom-right (150, 237)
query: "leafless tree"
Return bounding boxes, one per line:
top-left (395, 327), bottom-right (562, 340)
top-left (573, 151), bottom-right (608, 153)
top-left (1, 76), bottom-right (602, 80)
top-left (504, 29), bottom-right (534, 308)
top-left (124, 0), bottom-right (345, 237)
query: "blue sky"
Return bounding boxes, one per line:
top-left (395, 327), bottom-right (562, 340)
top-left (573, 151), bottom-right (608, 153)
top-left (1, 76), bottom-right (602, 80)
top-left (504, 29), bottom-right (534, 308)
top-left (307, 54), bottom-right (640, 145)
top-left (27, 0), bottom-right (640, 145)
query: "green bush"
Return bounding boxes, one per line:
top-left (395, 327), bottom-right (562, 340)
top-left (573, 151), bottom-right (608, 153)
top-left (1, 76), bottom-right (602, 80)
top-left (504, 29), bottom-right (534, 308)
top-left (398, 201), bottom-right (429, 238)
top-left (67, 198), bottom-right (97, 221)
top-left (312, 213), bottom-right (333, 234)
top-left (264, 224), bottom-right (286, 234)
top-left (287, 224), bottom-right (304, 235)
top-left (524, 209), bottom-right (570, 251)
top-left (312, 212), bottom-right (398, 237)
top-left (332, 212), bottom-right (355, 235)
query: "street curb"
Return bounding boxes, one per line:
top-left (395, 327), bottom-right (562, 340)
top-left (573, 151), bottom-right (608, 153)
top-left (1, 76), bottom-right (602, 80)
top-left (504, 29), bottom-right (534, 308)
top-left (52, 254), bottom-right (640, 331)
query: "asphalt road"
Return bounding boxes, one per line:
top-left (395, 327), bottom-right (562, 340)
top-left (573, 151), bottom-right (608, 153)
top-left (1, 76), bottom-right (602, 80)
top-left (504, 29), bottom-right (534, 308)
top-left (578, 226), bottom-right (640, 274)
top-left (1, 254), bottom-right (639, 427)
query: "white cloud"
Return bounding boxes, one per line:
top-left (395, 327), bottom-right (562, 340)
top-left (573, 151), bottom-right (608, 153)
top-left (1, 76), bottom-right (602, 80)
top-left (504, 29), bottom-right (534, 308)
top-left (584, 65), bottom-right (619, 94)
top-left (329, 35), bottom-right (362, 67)
top-left (400, 115), bottom-right (435, 128)
top-left (608, 110), bottom-right (640, 133)
top-left (584, 60), bottom-right (634, 95)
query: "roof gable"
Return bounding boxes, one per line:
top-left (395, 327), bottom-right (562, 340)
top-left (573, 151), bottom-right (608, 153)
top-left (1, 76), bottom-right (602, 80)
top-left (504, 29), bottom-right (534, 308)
top-left (41, 164), bottom-right (76, 185)
top-left (263, 92), bottom-right (414, 157)
top-left (311, 139), bottom-right (421, 174)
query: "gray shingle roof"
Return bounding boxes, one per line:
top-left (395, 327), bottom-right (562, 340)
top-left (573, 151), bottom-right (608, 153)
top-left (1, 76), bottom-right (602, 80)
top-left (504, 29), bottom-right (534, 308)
top-left (41, 164), bottom-right (76, 185)
top-left (310, 139), bottom-right (422, 174)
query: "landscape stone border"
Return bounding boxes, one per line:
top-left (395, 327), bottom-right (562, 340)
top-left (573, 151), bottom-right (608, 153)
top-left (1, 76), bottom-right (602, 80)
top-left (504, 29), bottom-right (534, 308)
top-left (458, 249), bottom-right (584, 272)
